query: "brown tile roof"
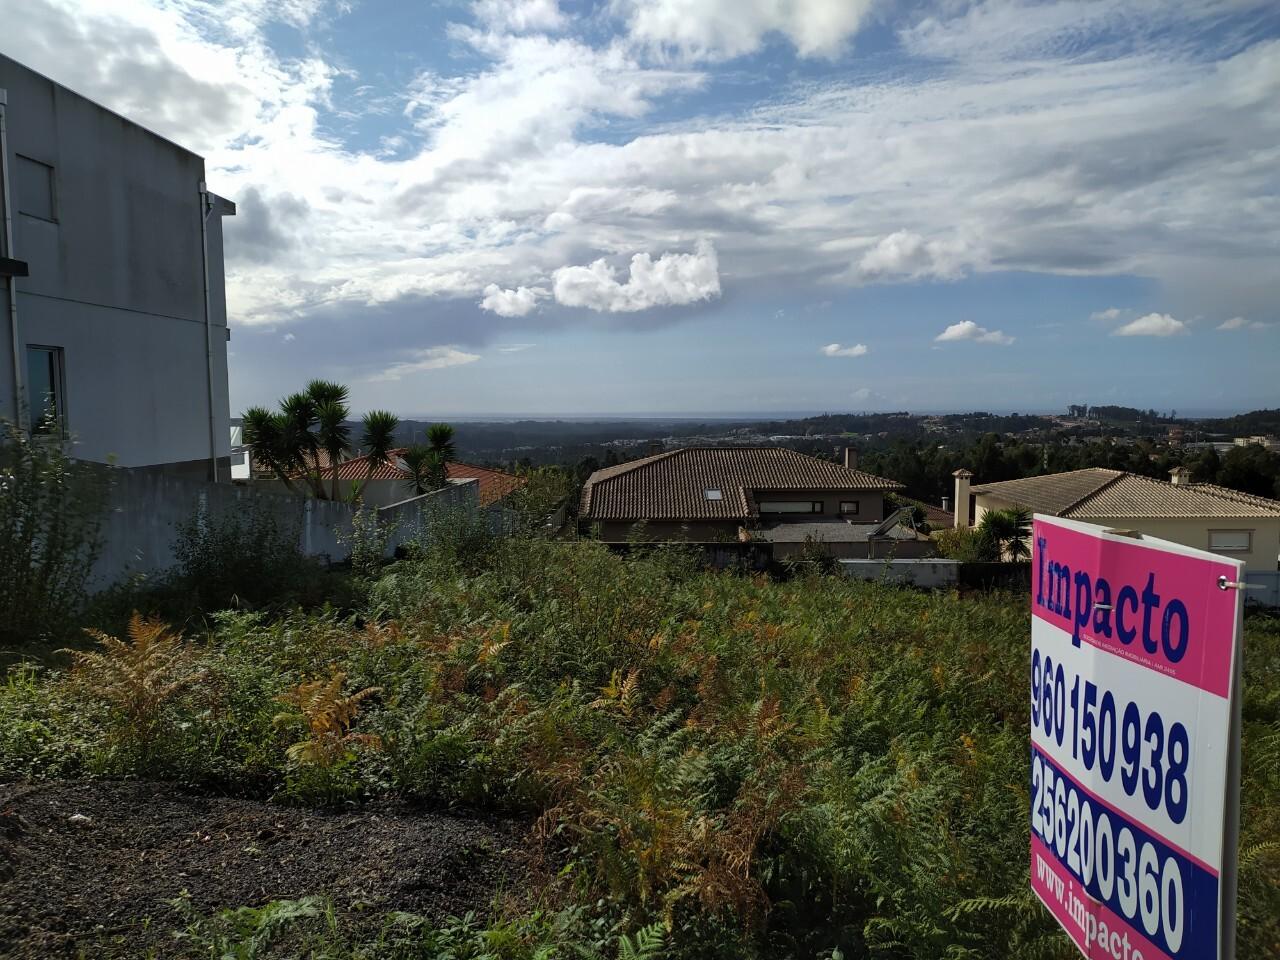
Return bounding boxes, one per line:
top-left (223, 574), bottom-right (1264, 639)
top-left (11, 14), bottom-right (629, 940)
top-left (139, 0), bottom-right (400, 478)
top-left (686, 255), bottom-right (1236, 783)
top-left (971, 468), bottom-right (1280, 519)
top-left (970, 468), bottom-right (1124, 514)
top-left (580, 446), bottom-right (903, 522)
top-left (898, 495), bottom-right (954, 527)
top-left (297, 450), bottom-right (523, 507)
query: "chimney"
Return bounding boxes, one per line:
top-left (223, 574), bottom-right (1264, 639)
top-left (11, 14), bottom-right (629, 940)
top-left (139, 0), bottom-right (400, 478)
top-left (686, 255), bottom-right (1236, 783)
top-left (1169, 466), bottom-right (1191, 486)
top-left (941, 495), bottom-right (951, 512)
top-left (843, 446), bottom-right (858, 470)
top-left (952, 469), bottom-right (974, 528)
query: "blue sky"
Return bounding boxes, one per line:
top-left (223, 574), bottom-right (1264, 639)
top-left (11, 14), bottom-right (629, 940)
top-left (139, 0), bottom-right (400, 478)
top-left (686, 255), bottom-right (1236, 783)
top-left (5, 0), bottom-right (1279, 415)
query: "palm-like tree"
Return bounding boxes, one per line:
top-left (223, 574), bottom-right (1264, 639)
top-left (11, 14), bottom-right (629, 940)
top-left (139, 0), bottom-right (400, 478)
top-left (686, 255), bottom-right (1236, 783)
top-left (426, 423), bottom-right (456, 461)
top-left (308, 381), bottom-right (352, 502)
top-left (241, 405), bottom-right (302, 492)
top-left (356, 410), bottom-right (400, 499)
top-left (400, 445), bottom-right (439, 497)
top-left (241, 381), bottom-right (393, 501)
top-left (425, 423), bottom-right (455, 490)
top-left (279, 391), bottom-right (324, 497)
top-left (977, 506), bottom-right (1033, 561)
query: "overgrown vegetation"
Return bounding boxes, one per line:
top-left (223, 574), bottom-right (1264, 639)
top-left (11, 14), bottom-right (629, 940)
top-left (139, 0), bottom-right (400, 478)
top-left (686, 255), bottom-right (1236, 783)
top-left (3, 532), bottom-right (1278, 959)
top-left (933, 507), bottom-right (1031, 561)
top-left (0, 425), bottom-right (106, 648)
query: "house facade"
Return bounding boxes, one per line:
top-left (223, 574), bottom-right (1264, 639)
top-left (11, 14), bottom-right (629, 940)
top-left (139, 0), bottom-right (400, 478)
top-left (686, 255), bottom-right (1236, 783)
top-left (579, 446), bottom-right (928, 557)
top-left (956, 466), bottom-right (1280, 575)
top-left (0, 55), bottom-right (235, 479)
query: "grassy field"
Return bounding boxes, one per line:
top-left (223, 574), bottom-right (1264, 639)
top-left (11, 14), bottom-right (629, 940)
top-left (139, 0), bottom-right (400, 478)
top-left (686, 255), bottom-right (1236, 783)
top-left (2, 535), bottom-right (1278, 959)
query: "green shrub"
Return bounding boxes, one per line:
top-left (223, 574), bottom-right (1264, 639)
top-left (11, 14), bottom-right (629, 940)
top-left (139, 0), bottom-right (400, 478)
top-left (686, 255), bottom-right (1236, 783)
top-left (173, 502), bottom-right (319, 610)
top-left (0, 425), bottom-right (106, 649)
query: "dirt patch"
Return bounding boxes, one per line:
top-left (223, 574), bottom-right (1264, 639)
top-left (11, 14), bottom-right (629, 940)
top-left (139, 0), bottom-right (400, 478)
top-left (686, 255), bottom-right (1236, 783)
top-left (0, 779), bottom-right (531, 958)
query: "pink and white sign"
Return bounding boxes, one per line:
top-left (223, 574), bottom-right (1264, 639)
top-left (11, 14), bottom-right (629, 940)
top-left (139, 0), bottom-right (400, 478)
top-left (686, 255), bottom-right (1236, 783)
top-left (1029, 516), bottom-right (1242, 960)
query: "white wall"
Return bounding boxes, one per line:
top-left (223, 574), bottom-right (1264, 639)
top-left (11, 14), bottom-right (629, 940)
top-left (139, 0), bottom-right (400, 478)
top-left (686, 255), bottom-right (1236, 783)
top-left (91, 468), bottom-right (480, 589)
top-left (0, 54), bottom-right (231, 477)
top-left (975, 493), bottom-right (1280, 575)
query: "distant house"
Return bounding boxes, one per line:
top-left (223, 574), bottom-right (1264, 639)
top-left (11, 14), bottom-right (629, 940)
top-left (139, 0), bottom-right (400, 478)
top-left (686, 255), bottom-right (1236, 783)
top-left (579, 446), bottom-right (930, 558)
top-left (1, 55), bottom-right (236, 479)
top-left (307, 450), bottom-right (525, 509)
top-left (953, 466), bottom-right (1280, 574)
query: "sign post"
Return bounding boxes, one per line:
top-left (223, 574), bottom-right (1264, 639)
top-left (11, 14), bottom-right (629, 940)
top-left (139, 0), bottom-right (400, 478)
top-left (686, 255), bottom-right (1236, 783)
top-left (1029, 516), bottom-right (1243, 960)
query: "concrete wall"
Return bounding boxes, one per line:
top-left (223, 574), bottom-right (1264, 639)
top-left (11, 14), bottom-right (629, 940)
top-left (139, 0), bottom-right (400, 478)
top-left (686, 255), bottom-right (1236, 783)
top-left (90, 467), bottom-right (479, 589)
top-left (0, 55), bottom-right (231, 477)
top-left (773, 536), bottom-right (935, 561)
top-left (839, 558), bottom-right (960, 588)
top-left (257, 476), bottom-right (474, 510)
top-left (592, 519), bottom-right (743, 542)
top-left (975, 493), bottom-right (1280, 575)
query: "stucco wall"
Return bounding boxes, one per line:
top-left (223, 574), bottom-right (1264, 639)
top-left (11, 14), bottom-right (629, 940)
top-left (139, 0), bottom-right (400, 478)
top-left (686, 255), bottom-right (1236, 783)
top-left (90, 467), bottom-right (479, 589)
top-left (0, 55), bottom-right (231, 473)
top-left (839, 559), bottom-right (960, 588)
top-left (1072, 514), bottom-right (1280, 575)
top-left (592, 519), bottom-right (741, 542)
top-left (771, 536), bottom-right (934, 560)
top-left (975, 493), bottom-right (1280, 574)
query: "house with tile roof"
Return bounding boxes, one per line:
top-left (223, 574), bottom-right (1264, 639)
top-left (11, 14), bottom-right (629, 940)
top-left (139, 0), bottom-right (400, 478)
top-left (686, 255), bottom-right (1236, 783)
top-left (956, 466), bottom-right (1280, 574)
top-left (291, 449), bottom-right (524, 509)
top-left (579, 446), bottom-right (929, 558)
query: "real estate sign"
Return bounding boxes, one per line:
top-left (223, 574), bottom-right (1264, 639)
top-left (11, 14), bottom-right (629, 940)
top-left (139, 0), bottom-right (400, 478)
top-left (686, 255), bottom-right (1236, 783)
top-left (1029, 516), bottom-right (1243, 960)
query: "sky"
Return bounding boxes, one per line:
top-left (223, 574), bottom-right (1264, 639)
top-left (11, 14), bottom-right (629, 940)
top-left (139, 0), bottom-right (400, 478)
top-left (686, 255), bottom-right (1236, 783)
top-left (3, 0), bottom-right (1279, 417)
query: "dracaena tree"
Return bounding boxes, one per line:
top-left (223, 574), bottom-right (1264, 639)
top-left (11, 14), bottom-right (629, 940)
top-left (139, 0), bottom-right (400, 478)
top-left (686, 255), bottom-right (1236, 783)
top-left (242, 381), bottom-right (391, 501)
top-left (399, 446), bottom-right (439, 497)
top-left (355, 410), bottom-right (400, 499)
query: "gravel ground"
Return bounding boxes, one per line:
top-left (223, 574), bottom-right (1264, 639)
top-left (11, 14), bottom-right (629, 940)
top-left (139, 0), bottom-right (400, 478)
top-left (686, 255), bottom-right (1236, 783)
top-left (0, 779), bottom-right (530, 958)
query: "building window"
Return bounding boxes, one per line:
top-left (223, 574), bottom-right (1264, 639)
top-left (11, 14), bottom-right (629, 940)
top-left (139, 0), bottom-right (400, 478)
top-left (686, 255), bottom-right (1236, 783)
top-left (15, 156), bottom-right (56, 222)
top-left (758, 500), bottom-right (823, 514)
top-left (839, 500), bottom-right (860, 516)
top-left (26, 346), bottom-right (64, 434)
top-left (703, 488), bottom-right (723, 501)
top-left (1208, 530), bottom-right (1252, 553)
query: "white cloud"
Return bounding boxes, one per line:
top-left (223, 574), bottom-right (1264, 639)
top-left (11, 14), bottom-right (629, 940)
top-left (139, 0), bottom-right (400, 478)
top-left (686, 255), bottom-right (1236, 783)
top-left (1111, 313), bottom-right (1188, 337)
top-left (9, 0), bottom-right (1279, 348)
top-left (1217, 316), bottom-right (1267, 331)
top-left (552, 240), bottom-right (721, 312)
top-left (282, 332), bottom-right (296, 342)
top-left (480, 283), bottom-right (547, 317)
top-left (934, 320), bottom-right (1015, 345)
top-left (368, 346), bottom-right (481, 381)
top-left (854, 231), bottom-right (980, 283)
top-left (821, 342), bottom-right (869, 357)
top-left (1091, 307), bottom-right (1125, 322)
top-left (474, 0), bottom-right (565, 33)
top-left (615, 0), bottom-right (876, 61)
top-left (495, 342), bottom-right (536, 352)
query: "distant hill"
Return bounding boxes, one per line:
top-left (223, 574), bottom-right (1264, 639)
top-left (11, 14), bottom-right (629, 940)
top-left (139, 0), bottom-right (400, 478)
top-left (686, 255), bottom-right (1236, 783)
top-left (1196, 409), bottom-right (1280, 436)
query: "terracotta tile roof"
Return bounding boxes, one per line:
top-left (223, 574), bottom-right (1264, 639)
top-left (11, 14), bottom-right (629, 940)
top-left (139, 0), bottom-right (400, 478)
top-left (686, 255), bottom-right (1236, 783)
top-left (972, 468), bottom-right (1280, 519)
top-left (970, 468), bottom-right (1124, 515)
top-left (898, 495), bottom-right (954, 527)
top-left (580, 446), bottom-right (903, 522)
top-left (296, 450), bottom-right (524, 507)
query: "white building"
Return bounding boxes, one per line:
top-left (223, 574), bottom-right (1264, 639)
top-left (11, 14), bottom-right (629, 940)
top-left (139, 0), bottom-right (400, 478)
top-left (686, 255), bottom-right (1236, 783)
top-left (0, 54), bottom-right (235, 480)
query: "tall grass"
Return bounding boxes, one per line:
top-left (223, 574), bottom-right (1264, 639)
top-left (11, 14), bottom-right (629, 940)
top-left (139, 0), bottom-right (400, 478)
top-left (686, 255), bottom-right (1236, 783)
top-left (2, 536), bottom-right (1277, 958)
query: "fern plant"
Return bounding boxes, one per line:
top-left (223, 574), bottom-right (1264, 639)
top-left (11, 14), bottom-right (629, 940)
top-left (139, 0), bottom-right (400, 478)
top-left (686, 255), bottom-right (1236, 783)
top-left (275, 671), bottom-right (382, 768)
top-left (64, 613), bottom-right (204, 766)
